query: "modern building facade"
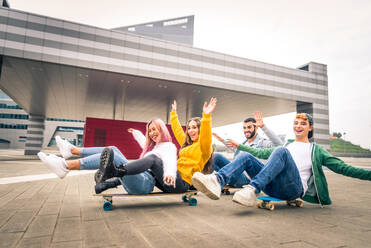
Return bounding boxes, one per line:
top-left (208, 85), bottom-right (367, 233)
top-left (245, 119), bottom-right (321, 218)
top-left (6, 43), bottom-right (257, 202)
top-left (113, 15), bottom-right (194, 46)
top-left (0, 90), bottom-right (84, 149)
top-left (0, 4), bottom-right (329, 154)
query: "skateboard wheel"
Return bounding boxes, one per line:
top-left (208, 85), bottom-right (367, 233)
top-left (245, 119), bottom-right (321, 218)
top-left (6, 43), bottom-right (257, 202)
top-left (103, 201), bottom-right (113, 211)
top-left (267, 204), bottom-right (274, 211)
top-left (189, 198), bottom-right (197, 206)
top-left (182, 195), bottom-right (189, 202)
top-left (225, 190), bottom-right (231, 195)
top-left (296, 200), bottom-right (304, 208)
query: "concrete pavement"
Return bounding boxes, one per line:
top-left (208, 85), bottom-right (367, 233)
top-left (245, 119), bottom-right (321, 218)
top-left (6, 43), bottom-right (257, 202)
top-left (0, 149), bottom-right (370, 247)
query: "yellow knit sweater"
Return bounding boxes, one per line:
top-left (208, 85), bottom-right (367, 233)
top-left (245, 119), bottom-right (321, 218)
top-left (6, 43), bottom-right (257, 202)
top-left (170, 111), bottom-right (213, 185)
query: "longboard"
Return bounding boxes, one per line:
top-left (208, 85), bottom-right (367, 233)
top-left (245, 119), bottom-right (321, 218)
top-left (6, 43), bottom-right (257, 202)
top-left (94, 191), bottom-right (198, 211)
top-left (221, 186), bottom-right (243, 195)
top-left (257, 196), bottom-right (303, 211)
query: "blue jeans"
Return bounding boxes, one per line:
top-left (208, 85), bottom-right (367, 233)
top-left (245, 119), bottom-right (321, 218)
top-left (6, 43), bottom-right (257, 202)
top-left (216, 147), bottom-right (303, 200)
top-left (80, 146), bottom-right (128, 170)
top-left (119, 171), bottom-right (155, 195)
top-left (79, 146), bottom-right (155, 194)
top-left (212, 153), bottom-right (250, 188)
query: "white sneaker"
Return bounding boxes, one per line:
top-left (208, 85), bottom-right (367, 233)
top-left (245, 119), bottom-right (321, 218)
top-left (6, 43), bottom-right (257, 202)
top-left (232, 185), bottom-right (257, 207)
top-left (55, 135), bottom-right (74, 159)
top-left (191, 172), bottom-right (221, 200)
top-left (38, 152), bottom-right (69, 179)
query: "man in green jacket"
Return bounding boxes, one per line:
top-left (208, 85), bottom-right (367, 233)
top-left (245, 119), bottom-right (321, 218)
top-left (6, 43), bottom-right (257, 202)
top-left (192, 113), bottom-right (371, 207)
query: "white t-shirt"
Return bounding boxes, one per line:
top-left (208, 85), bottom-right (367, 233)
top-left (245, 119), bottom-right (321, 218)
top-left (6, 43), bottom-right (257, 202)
top-left (286, 141), bottom-right (313, 194)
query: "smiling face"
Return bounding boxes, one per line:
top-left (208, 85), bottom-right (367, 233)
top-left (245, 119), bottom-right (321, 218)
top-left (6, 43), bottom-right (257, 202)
top-left (293, 117), bottom-right (313, 142)
top-left (148, 122), bottom-right (161, 143)
top-left (243, 121), bottom-right (257, 139)
top-left (187, 120), bottom-right (200, 142)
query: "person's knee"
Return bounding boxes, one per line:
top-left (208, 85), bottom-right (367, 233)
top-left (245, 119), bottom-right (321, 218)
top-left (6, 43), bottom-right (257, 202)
top-left (236, 151), bottom-right (254, 160)
top-left (274, 146), bottom-right (289, 156)
top-left (108, 146), bottom-right (119, 152)
top-left (146, 154), bottom-right (162, 165)
top-left (214, 153), bottom-right (225, 161)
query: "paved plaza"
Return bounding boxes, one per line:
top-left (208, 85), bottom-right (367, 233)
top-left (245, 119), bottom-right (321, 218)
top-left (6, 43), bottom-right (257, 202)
top-left (0, 149), bottom-right (370, 247)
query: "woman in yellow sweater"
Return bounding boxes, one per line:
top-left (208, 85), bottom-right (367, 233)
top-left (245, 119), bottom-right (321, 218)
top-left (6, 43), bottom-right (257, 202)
top-left (170, 97), bottom-right (216, 189)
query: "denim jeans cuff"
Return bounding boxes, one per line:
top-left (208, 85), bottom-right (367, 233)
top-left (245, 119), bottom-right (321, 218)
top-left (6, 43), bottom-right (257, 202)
top-left (249, 182), bottom-right (261, 194)
top-left (215, 174), bottom-right (224, 188)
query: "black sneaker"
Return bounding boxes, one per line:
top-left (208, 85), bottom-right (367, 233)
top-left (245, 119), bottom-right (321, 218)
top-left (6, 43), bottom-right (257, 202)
top-left (96, 147), bottom-right (114, 183)
top-left (95, 177), bottom-right (121, 194)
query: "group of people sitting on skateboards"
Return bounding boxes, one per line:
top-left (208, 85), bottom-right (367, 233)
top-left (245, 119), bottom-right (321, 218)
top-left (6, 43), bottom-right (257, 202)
top-left (38, 97), bottom-right (371, 208)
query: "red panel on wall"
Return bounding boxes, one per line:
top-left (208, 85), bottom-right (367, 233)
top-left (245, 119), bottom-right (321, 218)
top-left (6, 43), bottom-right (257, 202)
top-left (83, 117), bottom-right (184, 159)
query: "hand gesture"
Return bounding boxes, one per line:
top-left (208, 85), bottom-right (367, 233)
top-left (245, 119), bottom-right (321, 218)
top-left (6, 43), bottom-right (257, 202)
top-left (127, 128), bottom-right (135, 133)
top-left (225, 139), bottom-right (239, 149)
top-left (171, 100), bottom-right (177, 112)
top-left (254, 111), bottom-right (265, 128)
top-left (212, 132), bottom-right (225, 144)
top-left (163, 175), bottom-right (176, 188)
top-left (203, 97), bottom-right (217, 114)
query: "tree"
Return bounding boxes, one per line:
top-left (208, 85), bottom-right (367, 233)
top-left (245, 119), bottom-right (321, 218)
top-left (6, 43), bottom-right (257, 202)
top-left (332, 132), bottom-right (342, 139)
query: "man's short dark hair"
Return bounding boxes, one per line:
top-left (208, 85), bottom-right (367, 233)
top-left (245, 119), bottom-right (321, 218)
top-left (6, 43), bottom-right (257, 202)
top-left (244, 118), bottom-right (256, 123)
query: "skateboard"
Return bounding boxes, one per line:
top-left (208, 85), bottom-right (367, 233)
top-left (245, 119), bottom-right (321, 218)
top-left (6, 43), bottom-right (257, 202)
top-left (221, 186), bottom-right (243, 195)
top-left (95, 191), bottom-right (198, 211)
top-left (257, 196), bottom-right (303, 211)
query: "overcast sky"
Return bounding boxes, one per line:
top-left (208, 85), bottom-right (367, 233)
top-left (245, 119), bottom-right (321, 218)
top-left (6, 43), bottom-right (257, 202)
top-left (8, 0), bottom-right (371, 149)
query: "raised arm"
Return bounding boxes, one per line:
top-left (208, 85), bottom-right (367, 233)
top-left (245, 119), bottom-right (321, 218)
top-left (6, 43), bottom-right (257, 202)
top-left (128, 128), bottom-right (146, 149)
top-left (199, 98), bottom-right (216, 157)
top-left (255, 111), bottom-right (283, 147)
top-left (170, 100), bottom-right (186, 146)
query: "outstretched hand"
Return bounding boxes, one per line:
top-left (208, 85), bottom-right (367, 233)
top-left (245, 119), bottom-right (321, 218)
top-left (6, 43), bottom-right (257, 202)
top-left (254, 111), bottom-right (264, 128)
top-left (127, 128), bottom-right (134, 133)
top-left (203, 97), bottom-right (217, 114)
top-left (171, 100), bottom-right (177, 112)
top-left (225, 139), bottom-right (239, 149)
top-left (212, 132), bottom-right (225, 143)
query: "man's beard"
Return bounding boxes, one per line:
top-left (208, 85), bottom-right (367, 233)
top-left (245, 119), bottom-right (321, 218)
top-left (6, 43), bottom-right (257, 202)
top-left (245, 128), bottom-right (256, 139)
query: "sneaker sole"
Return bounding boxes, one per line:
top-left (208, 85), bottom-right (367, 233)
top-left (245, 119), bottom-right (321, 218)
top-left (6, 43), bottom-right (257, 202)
top-left (97, 148), bottom-right (113, 183)
top-left (232, 194), bottom-right (255, 207)
top-left (191, 176), bottom-right (220, 200)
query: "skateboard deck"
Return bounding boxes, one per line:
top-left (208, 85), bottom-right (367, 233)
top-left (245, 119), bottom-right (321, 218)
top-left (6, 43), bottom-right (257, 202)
top-left (94, 191), bottom-right (198, 211)
top-left (257, 196), bottom-right (303, 211)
